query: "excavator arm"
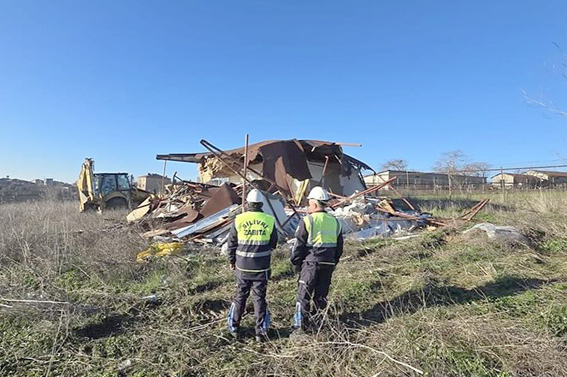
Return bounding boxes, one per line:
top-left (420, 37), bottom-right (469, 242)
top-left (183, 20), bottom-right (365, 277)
top-left (77, 158), bottom-right (96, 212)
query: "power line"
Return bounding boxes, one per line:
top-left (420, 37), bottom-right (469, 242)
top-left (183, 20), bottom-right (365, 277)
top-left (456, 164), bottom-right (567, 174)
top-left (492, 158), bottom-right (565, 165)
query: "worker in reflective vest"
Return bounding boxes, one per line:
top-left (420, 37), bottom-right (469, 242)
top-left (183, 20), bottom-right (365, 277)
top-left (227, 189), bottom-right (277, 342)
top-left (290, 186), bottom-right (343, 332)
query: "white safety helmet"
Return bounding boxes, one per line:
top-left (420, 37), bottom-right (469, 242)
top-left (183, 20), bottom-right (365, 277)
top-left (246, 189), bottom-right (265, 203)
top-left (307, 186), bottom-right (331, 202)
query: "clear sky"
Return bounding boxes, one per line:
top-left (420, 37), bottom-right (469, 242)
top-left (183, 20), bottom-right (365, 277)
top-left (1, 1), bottom-right (566, 183)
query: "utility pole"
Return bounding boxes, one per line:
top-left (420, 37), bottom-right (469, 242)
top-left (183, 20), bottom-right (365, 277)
top-left (242, 134), bottom-right (249, 211)
top-left (500, 166), bottom-right (504, 202)
top-left (161, 161), bottom-right (167, 194)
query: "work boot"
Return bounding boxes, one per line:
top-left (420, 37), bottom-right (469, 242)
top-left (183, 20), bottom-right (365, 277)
top-left (289, 326), bottom-right (307, 339)
top-left (229, 328), bottom-right (241, 340)
top-left (255, 333), bottom-right (268, 343)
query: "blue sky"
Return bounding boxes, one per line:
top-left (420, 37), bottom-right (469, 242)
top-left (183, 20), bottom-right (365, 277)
top-left (1, 1), bottom-right (566, 183)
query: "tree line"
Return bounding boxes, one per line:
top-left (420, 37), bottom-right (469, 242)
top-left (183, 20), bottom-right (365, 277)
top-left (381, 150), bottom-right (491, 178)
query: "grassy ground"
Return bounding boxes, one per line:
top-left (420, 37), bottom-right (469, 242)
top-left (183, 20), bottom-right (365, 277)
top-left (1, 192), bottom-right (567, 376)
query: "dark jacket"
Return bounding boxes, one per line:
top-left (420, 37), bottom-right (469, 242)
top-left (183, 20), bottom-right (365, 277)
top-left (290, 210), bottom-right (343, 268)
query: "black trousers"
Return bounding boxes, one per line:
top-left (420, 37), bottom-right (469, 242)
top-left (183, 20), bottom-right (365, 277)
top-left (294, 262), bottom-right (334, 329)
top-left (228, 270), bottom-right (270, 336)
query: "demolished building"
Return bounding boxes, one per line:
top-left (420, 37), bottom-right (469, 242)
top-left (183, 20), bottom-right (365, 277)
top-left (156, 139), bottom-right (373, 204)
top-left (126, 138), bottom-right (490, 260)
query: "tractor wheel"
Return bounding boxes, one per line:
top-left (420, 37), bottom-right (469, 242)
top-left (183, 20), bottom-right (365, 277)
top-left (105, 197), bottom-right (128, 210)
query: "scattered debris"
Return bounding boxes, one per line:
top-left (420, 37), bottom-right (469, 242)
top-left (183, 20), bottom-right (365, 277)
top-left (136, 242), bottom-right (184, 261)
top-left (117, 359), bottom-right (133, 372)
top-left (126, 197), bottom-right (153, 222)
top-left (173, 204), bottom-right (240, 240)
top-left (463, 223), bottom-right (529, 245)
top-left (126, 139), bottom-right (493, 259)
top-left (459, 198), bottom-right (490, 222)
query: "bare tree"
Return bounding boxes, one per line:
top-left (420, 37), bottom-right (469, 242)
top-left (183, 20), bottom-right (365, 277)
top-left (523, 90), bottom-right (567, 118)
top-left (433, 150), bottom-right (467, 195)
top-left (434, 152), bottom-right (491, 193)
top-left (433, 150), bottom-right (467, 173)
top-left (463, 161), bottom-right (492, 178)
top-left (381, 159), bottom-right (408, 171)
top-left (523, 43), bottom-right (567, 118)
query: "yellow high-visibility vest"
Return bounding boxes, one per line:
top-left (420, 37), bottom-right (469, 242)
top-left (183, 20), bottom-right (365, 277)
top-left (304, 212), bottom-right (341, 248)
top-left (235, 211), bottom-right (275, 247)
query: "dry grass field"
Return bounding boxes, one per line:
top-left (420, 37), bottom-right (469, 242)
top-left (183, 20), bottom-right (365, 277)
top-left (2, 191), bottom-right (567, 376)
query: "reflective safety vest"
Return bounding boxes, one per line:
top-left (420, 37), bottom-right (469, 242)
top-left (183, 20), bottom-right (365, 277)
top-left (234, 211), bottom-right (275, 273)
top-left (303, 212), bottom-right (342, 264)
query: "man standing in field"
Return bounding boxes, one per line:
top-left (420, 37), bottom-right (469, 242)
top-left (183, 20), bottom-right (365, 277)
top-left (290, 186), bottom-right (343, 332)
top-left (227, 189), bottom-right (278, 342)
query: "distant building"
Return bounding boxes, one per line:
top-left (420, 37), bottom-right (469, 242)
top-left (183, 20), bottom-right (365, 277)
top-left (364, 170), bottom-right (486, 190)
top-left (137, 173), bottom-right (171, 193)
top-left (525, 170), bottom-right (567, 187)
top-left (490, 173), bottom-right (540, 189)
top-left (34, 178), bottom-right (54, 185)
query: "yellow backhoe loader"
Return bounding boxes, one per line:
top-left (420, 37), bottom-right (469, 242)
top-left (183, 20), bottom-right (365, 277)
top-left (77, 158), bottom-right (150, 212)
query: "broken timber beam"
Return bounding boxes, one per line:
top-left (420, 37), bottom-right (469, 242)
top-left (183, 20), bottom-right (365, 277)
top-left (460, 198), bottom-right (490, 222)
top-left (200, 139), bottom-right (282, 193)
top-left (331, 177), bottom-right (397, 209)
top-left (374, 207), bottom-right (448, 227)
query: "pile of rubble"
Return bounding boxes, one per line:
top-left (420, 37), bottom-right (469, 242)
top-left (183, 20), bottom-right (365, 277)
top-left (127, 178), bottom-right (484, 261)
top-left (128, 180), bottom-right (243, 240)
top-left (127, 138), bottom-right (490, 260)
